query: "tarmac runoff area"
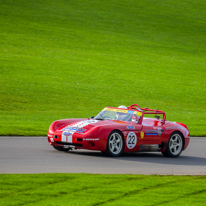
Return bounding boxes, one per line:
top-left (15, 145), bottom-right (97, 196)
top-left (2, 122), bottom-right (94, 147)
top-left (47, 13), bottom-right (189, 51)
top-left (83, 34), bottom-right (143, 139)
top-left (0, 136), bottom-right (205, 175)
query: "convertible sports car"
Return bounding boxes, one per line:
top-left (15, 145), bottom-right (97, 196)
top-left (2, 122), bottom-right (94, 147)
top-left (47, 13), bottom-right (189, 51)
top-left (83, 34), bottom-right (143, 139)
top-left (47, 104), bottom-right (190, 157)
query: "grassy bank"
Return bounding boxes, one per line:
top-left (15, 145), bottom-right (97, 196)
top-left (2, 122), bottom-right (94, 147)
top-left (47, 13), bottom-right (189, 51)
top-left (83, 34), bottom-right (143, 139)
top-left (0, 0), bottom-right (205, 136)
top-left (0, 174), bottom-right (206, 206)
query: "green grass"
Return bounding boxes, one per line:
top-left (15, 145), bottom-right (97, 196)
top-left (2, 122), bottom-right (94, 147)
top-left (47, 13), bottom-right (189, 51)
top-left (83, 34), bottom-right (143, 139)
top-left (0, 0), bottom-right (206, 136)
top-left (0, 174), bottom-right (206, 206)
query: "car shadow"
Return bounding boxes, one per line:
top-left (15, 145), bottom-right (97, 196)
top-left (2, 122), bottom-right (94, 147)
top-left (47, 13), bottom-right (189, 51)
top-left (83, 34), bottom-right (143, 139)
top-left (66, 150), bottom-right (206, 166)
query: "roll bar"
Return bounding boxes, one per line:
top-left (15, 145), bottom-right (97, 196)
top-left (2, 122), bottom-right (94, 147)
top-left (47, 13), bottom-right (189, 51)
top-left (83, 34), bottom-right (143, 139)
top-left (127, 104), bottom-right (166, 124)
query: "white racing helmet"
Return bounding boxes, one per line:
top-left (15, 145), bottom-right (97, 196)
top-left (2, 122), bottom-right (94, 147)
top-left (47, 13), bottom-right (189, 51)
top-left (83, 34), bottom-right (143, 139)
top-left (118, 105), bottom-right (127, 109)
top-left (116, 105), bottom-right (129, 120)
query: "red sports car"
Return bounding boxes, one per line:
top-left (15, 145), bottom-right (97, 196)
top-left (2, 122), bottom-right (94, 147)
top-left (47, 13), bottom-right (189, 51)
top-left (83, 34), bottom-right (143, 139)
top-left (47, 104), bottom-right (190, 157)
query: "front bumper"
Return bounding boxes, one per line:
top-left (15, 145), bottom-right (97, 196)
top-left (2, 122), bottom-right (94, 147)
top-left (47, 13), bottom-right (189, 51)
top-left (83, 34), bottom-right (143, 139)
top-left (47, 133), bottom-right (106, 151)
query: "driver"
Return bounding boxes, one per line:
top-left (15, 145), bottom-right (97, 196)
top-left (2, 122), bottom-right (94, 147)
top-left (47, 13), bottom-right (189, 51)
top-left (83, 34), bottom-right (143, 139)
top-left (115, 105), bottom-right (131, 121)
top-left (118, 105), bottom-right (127, 109)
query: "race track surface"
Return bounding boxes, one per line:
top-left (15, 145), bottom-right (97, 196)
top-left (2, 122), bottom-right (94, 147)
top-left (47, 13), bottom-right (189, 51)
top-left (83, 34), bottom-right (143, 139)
top-left (0, 137), bottom-right (205, 175)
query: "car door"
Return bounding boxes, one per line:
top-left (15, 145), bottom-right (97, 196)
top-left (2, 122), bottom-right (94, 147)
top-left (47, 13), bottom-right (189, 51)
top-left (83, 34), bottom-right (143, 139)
top-left (139, 120), bottom-right (164, 144)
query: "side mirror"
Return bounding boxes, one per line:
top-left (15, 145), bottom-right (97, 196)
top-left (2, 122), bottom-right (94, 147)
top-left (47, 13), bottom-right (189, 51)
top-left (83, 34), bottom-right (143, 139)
top-left (90, 116), bottom-right (94, 119)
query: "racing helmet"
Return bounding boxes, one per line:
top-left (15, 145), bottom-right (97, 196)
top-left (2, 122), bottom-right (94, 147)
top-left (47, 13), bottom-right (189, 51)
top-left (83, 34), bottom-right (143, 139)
top-left (118, 105), bottom-right (127, 109)
top-left (116, 105), bottom-right (128, 120)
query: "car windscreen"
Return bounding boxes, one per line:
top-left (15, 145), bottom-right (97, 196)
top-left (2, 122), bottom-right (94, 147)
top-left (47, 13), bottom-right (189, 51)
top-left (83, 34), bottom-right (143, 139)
top-left (94, 108), bottom-right (142, 122)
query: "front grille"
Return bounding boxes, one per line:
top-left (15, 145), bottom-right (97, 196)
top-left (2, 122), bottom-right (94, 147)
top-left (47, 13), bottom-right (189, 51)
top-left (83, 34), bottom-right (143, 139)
top-left (56, 141), bottom-right (82, 147)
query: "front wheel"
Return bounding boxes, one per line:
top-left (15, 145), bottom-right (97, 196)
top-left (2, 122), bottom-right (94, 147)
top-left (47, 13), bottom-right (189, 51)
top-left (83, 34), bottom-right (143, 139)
top-left (162, 132), bottom-right (183, 158)
top-left (105, 131), bottom-right (124, 157)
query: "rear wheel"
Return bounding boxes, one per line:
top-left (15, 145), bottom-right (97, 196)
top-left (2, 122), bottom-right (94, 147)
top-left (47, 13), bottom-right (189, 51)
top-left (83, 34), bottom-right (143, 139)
top-left (105, 131), bottom-right (124, 157)
top-left (53, 146), bottom-right (71, 152)
top-left (162, 132), bottom-right (183, 157)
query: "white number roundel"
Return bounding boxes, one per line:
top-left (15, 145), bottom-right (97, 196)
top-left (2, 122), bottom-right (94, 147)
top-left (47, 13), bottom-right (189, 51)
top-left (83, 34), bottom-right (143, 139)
top-left (126, 132), bottom-right (137, 149)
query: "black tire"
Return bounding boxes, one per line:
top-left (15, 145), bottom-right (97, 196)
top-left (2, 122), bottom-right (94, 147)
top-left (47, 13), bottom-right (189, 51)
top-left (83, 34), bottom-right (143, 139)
top-left (162, 132), bottom-right (183, 158)
top-left (53, 146), bottom-right (71, 152)
top-left (105, 130), bottom-right (124, 157)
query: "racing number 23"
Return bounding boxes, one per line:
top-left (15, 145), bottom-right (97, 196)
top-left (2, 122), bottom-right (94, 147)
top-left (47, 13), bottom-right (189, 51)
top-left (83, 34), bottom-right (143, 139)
top-left (126, 132), bottom-right (137, 149)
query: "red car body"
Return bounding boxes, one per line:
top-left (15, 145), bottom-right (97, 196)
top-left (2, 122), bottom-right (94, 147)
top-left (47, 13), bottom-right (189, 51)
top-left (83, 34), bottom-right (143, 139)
top-left (47, 104), bottom-right (190, 157)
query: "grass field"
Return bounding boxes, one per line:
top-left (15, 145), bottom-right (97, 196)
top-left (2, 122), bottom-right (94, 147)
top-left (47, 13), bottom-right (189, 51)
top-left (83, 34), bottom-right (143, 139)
top-left (0, 174), bottom-right (206, 206)
top-left (0, 0), bottom-right (206, 136)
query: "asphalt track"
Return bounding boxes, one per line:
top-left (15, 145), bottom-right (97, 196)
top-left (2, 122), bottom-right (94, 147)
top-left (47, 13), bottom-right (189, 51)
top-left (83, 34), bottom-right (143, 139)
top-left (0, 136), bottom-right (205, 175)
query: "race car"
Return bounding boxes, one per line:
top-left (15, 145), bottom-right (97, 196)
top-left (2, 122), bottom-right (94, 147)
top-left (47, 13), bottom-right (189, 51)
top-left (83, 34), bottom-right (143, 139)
top-left (47, 104), bottom-right (190, 157)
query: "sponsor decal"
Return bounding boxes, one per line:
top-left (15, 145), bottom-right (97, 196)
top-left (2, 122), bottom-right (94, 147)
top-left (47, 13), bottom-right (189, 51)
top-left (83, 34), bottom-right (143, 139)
top-left (63, 132), bottom-right (72, 136)
top-left (64, 127), bottom-right (86, 133)
top-left (127, 110), bottom-right (134, 114)
top-left (61, 120), bottom-right (99, 143)
top-left (62, 131), bottom-right (73, 143)
top-left (104, 108), bottom-right (142, 116)
top-left (140, 132), bottom-right (144, 139)
top-left (134, 111), bottom-right (143, 116)
top-left (113, 120), bottom-right (126, 124)
top-left (153, 127), bottom-right (164, 136)
top-left (127, 125), bottom-right (135, 129)
top-left (70, 120), bottom-right (98, 127)
top-left (166, 126), bottom-right (186, 131)
top-left (105, 108), bottom-right (128, 113)
top-left (124, 131), bottom-right (127, 136)
top-left (126, 132), bottom-right (137, 149)
top-left (83, 138), bottom-right (99, 141)
top-left (145, 129), bottom-right (163, 136)
top-left (145, 130), bottom-right (158, 135)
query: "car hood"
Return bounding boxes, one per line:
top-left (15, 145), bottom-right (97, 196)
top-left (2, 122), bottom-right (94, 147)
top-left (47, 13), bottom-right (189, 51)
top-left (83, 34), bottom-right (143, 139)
top-left (57, 119), bottom-right (141, 133)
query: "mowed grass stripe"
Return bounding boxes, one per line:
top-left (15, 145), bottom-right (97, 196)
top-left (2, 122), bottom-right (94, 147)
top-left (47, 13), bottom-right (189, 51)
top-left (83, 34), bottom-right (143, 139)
top-left (0, 174), bottom-right (206, 205)
top-left (94, 176), bottom-right (206, 206)
top-left (0, 0), bottom-right (206, 136)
